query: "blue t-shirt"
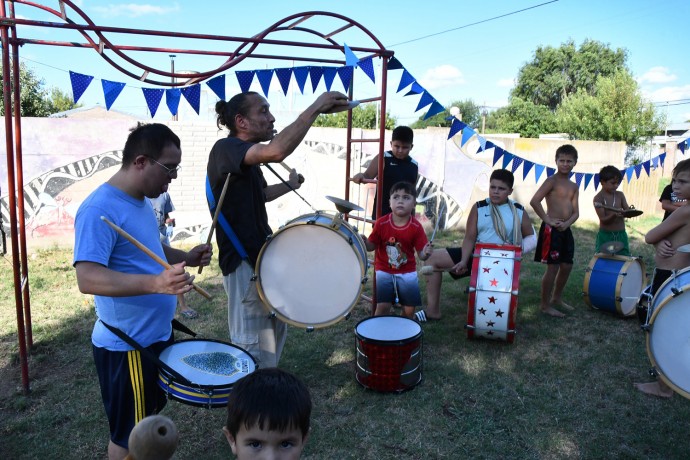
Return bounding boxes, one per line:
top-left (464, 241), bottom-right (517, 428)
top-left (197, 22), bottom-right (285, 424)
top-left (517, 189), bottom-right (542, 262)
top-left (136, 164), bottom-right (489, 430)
top-left (73, 183), bottom-right (176, 350)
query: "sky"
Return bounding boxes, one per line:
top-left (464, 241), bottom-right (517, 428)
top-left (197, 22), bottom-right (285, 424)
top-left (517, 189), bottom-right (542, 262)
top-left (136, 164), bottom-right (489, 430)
top-left (10, 0), bottom-right (690, 127)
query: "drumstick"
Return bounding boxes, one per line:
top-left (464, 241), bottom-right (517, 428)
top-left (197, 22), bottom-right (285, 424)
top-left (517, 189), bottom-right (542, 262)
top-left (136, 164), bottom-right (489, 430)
top-left (279, 162), bottom-right (304, 183)
top-left (199, 173), bottom-right (231, 274)
top-left (100, 216), bottom-right (212, 300)
top-left (430, 202), bottom-right (445, 243)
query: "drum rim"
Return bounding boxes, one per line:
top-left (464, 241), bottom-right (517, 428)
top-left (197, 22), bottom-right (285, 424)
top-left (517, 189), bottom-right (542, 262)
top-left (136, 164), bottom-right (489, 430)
top-left (255, 217), bottom-right (367, 329)
top-left (645, 287), bottom-right (690, 399)
top-left (354, 315), bottom-right (423, 344)
top-left (583, 255), bottom-right (646, 316)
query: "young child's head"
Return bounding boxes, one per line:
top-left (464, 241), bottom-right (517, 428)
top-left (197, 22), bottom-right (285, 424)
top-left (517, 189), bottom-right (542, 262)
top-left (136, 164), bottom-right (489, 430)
top-left (555, 144), bottom-right (578, 161)
top-left (672, 159), bottom-right (690, 200)
top-left (224, 368), bottom-right (312, 460)
top-left (390, 126), bottom-right (414, 160)
top-left (388, 181), bottom-right (417, 218)
top-left (599, 165), bottom-right (623, 191)
top-left (488, 169), bottom-right (514, 204)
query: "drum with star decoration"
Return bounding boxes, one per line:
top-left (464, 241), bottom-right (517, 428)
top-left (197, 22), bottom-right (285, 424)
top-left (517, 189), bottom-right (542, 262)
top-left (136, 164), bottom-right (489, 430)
top-left (466, 243), bottom-right (521, 343)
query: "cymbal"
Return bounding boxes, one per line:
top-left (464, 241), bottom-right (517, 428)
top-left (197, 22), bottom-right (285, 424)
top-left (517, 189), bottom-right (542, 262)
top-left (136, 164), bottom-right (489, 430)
top-left (677, 244), bottom-right (690, 253)
top-left (599, 240), bottom-right (625, 254)
top-left (325, 195), bottom-right (364, 214)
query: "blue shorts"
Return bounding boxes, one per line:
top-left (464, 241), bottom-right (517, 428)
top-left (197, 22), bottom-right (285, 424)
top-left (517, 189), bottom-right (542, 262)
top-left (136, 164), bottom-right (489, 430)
top-left (375, 271), bottom-right (422, 306)
top-left (93, 333), bottom-right (174, 448)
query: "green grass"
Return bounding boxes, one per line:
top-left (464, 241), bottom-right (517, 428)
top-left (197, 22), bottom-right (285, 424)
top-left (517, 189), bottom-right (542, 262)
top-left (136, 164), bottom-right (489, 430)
top-left (2, 216), bottom-right (690, 459)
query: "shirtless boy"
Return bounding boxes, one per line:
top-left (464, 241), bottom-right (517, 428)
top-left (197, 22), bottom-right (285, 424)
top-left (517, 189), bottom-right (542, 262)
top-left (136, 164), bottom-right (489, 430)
top-left (530, 144), bottom-right (580, 317)
top-left (634, 158), bottom-right (690, 398)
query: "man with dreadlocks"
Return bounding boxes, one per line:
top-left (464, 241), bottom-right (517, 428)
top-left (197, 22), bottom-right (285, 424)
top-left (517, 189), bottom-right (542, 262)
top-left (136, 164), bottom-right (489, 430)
top-left (417, 169), bottom-right (536, 322)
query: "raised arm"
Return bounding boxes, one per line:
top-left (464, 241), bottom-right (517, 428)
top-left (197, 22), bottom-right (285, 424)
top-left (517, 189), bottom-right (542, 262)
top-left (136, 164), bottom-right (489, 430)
top-left (244, 92), bottom-right (348, 166)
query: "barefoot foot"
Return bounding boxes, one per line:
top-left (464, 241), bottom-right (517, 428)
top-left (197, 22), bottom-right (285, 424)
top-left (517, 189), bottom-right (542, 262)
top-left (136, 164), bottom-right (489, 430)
top-left (541, 306), bottom-right (566, 318)
top-left (552, 300), bottom-right (575, 311)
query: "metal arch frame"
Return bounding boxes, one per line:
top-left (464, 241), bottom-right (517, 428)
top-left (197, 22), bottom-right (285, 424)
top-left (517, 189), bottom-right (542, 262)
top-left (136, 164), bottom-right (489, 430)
top-left (1, 0), bottom-right (392, 393)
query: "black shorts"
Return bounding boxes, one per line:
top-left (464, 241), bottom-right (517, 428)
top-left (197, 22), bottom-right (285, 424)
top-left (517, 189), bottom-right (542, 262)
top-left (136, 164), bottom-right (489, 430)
top-left (534, 223), bottom-right (575, 264)
top-left (446, 247), bottom-right (472, 280)
top-left (93, 333), bottom-right (173, 448)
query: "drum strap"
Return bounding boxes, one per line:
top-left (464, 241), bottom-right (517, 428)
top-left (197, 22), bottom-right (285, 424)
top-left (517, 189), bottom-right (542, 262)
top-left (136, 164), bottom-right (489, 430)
top-left (205, 175), bottom-right (249, 261)
top-left (99, 320), bottom-right (195, 387)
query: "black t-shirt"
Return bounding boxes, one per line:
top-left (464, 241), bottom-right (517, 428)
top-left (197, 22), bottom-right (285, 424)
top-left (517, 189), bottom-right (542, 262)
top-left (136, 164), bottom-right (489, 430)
top-left (372, 151), bottom-right (419, 218)
top-left (659, 184), bottom-right (686, 221)
top-left (207, 137), bottom-right (271, 275)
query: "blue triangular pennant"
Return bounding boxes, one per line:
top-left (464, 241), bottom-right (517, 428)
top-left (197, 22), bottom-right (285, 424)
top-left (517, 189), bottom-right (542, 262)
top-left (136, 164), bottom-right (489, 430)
top-left (165, 88), bottom-right (181, 116)
top-left (235, 70), bottom-right (255, 93)
top-left (534, 164), bottom-right (546, 182)
top-left (642, 160), bottom-right (651, 177)
top-left (593, 174), bottom-right (600, 190)
top-left (343, 43), bottom-right (359, 67)
top-left (69, 71), bottom-right (94, 104)
top-left (461, 126), bottom-right (475, 147)
top-left (502, 152), bottom-right (514, 169)
top-left (575, 172), bottom-right (584, 188)
top-left (256, 69), bottom-right (274, 97)
top-left (484, 141), bottom-right (495, 151)
top-left (337, 66), bottom-right (354, 91)
top-left (546, 167), bottom-right (556, 178)
top-left (309, 67), bottom-right (324, 92)
top-left (323, 67), bottom-right (338, 91)
top-left (181, 84), bottom-right (201, 114)
top-left (142, 88), bottom-right (164, 117)
top-left (274, 68), bottom-right (293, 96)
top-left (511, 156), bottom-right (524, 174)
top-left (625, 166), bottom-right (634, 182)
top-left (447, 119), bottom-right (465, 139)
top-left (522, 160), bottom-right (534, 180)
top-left (388, 57), bottom-right (403, 70)
top-left (415, 91), bottom-right (435, 112)
top-left (424, 100), bottom-right (445, 120)
top-left (205, 75), bottom-right (225, 101)
top-left (476, 136), bottom-right (487, 153)
top-left (405, 82), bottom-right (424, 96)
top-left (679, 139), bottom-right (687, 154)
top-left (634, 164), bottom-right (643, 179)
top-left (584, 173), bottom-right (593, 190)
top-left (293, 67), bottom-right (310, 94)
top-left (358, 56), bottom-right (375, 83)
top-left (660, 152), bottom-right (666, 167)
top-left (493, 147), bottom-right (504, 166)
top-left (397, 69), bottom-right (415, 93)
top-left (101, 79), bottom-right (126, 110)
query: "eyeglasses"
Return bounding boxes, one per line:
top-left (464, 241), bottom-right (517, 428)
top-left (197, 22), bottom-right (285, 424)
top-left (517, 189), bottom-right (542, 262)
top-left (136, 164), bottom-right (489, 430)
top-left (147, 157), bottom-right (181, 177)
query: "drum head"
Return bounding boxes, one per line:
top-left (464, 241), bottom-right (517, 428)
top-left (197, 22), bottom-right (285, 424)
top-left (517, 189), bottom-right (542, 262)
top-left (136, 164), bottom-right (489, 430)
top-left (257, 221), bottom-right (365, 328)
top-left (158, 340), bottom-right (256, 387)
top-left (647, 289), bottom-right (690, 398)
top-left (355, 316), bottom-right (422, 343)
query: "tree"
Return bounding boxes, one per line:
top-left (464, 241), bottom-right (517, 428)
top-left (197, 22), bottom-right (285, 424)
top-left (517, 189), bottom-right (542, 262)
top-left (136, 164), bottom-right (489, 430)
top-left (485, 97), bottom-right (556, 138)
top-left (0, 62), bottom-right (79, 116)
top-left (410, 99), bottom-right (482, 129)
top-left (47, 87), bottom-right (81, 114)
top-left (511, 39), bottom-right (628, 111)
top-left (555, 69), bottom-right (664, 147)
top-left (313, 103), bottom-right (397, 129)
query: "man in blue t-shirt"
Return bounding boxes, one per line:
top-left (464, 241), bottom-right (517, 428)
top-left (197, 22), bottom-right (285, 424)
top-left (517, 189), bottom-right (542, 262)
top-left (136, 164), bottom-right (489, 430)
top-left (73, 123), bottom-right (212, 460)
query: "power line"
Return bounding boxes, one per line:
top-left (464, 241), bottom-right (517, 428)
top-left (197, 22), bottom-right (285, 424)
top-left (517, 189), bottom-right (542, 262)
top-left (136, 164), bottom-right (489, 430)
top-left (388, 0), bottom-right (560, 48)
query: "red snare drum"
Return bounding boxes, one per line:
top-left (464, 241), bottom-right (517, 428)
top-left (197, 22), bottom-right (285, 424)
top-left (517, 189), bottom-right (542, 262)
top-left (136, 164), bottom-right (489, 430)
top-left (467, 243), bottom-right (521, 343)
top-left (355, 316), bottom-right (423, 392)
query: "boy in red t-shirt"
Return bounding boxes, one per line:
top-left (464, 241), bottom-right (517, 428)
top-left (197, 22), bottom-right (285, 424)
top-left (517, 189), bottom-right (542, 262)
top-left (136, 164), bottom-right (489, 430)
top-left (363, 181), bottom-right (432, 319)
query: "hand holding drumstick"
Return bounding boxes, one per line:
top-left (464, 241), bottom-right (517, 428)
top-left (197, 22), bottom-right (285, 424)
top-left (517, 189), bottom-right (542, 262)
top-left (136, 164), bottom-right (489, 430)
top-left (101, 216), bottom-right (212, 300)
